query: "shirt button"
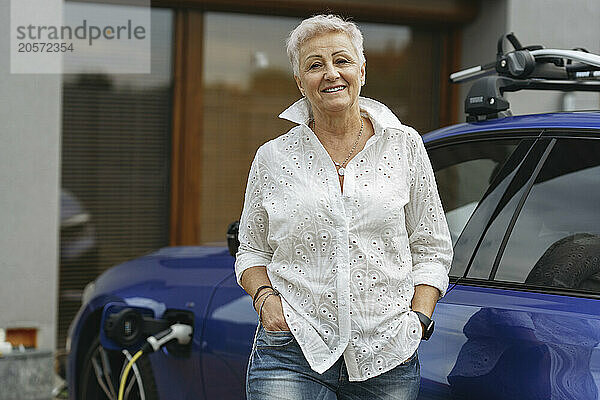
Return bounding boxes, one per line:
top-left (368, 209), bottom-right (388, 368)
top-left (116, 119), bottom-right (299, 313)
top-left (340, 300), bottom-right (346, 306)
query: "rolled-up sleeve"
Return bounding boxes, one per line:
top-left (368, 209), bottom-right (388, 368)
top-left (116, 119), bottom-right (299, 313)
top-left (404, 129), bottom-right (453, 297)
top-left (235, 147), bottom-right (274, 285)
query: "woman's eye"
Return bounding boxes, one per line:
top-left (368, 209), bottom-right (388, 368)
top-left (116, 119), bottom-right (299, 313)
top-left (336, 59), bottom-right (349, 64)
top-left (309, 63), bottom-right (321, 70)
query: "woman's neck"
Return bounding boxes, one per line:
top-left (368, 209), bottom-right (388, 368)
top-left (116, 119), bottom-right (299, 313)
top-left (312, 106), bottom-right (362, 139)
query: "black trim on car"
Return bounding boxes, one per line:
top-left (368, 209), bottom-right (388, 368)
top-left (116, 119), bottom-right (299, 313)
top-left (541, 128), bottom-right (600, 138)
top-left (488, 138), bottom-right (557, 280)
top-left (426, 129), bottom-right (544, 150)
top-left (453, 277), bottom-right (600, 301)
top-left (460, 138), bottom-right (541, 279)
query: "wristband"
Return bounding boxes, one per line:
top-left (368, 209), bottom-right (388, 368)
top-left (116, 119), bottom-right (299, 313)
top-left (252, 285), bottom-right (273, 308)
top-left (258, 289), bottom-right (280, 323)
top-left (414, 311), bottom-right (435, 340)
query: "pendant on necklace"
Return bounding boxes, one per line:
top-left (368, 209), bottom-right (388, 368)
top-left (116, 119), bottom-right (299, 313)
top-left (337, 167), bottom-right (345, 176)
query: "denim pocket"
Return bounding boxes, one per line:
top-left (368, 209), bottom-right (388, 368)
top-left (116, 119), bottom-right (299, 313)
top-left (401, 350), bottom-right (418, 365)
top-left (256, 327), bottom-right (295, 347)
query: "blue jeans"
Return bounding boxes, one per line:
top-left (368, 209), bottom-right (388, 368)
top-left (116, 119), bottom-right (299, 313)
top-left (247, 325), bottom-right (420, 400)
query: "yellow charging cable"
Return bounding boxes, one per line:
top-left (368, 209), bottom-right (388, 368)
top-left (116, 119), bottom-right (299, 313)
top-left (118, 349), bottom-right (144, 400)
top-left (116, 323), bottom-right (192, 400)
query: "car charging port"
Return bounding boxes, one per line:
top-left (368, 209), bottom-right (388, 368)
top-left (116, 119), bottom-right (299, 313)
top-left (102, 305), bottom-right (194, 357)
top-left (162, 309), bottom-right (195, 357)
top-left (104, 308), bottom-right (146, 347)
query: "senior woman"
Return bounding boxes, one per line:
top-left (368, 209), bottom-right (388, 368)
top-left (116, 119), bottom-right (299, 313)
top-left (235, 14), bottom-right (453, 400)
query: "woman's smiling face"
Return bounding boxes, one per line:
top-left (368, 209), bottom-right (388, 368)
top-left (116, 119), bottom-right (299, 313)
top-left (295, 31), bottom-right (365, 118)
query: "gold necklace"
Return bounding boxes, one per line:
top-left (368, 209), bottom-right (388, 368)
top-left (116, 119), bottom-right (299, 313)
top-left (312, 117), bottom-right (364, 177)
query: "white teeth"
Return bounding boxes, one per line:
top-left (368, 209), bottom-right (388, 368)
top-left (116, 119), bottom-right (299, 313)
top-left (323, 86), bottom-right (345, 93)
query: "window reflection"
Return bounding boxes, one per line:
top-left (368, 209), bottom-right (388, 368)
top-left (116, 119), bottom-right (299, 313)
top-left (201, 13), bottom-right (300, 244)
top-left (59, 8), bottom-right (173, 349)
top-left (429, 141), bottom-right (518, 245)
top-left (62, 2), bottom-right (171, 86)
top-left (361, 26), bottom-right (441, 132)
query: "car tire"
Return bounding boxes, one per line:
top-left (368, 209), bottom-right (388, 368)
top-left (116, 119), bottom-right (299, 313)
top-left (79, 335), bottom-right (159, 400)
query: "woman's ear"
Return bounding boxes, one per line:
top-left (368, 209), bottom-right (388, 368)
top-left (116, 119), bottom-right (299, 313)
top-left (360, 62), bottom-right (366, 86)
top-left (294, 75), bottom-right (305, 96)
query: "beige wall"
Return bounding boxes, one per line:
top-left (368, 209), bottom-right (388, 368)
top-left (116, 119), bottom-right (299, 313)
top-left (0, 0), bottom-right (61, 350)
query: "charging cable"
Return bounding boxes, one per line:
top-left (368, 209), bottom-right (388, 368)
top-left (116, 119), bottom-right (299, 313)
top-left (117, 323), bottom-right (193, 400)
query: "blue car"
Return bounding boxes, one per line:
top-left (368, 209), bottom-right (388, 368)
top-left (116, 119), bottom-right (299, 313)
top-left (67, 35), bottom-right (600, 399)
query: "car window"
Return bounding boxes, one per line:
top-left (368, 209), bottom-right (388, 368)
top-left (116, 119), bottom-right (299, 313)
top-left (450, 138), bottom-right (550, 279)
top-left (429, 140), bottom-right (520, 246)
top-left (463, 139), bottom-right (550, 280)
top-left (494, 139), bottom-right (600, 292)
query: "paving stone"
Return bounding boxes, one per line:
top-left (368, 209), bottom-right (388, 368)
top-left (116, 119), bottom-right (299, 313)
top-left (0, 350), bottom-right (53, 400)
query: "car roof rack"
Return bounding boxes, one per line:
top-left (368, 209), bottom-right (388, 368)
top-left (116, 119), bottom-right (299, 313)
top-left (450, 33), bottom-right (600, 122)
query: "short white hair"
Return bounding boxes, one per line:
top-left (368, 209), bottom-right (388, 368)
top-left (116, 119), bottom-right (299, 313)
top-left (286, 14), bottom-right (365, 76)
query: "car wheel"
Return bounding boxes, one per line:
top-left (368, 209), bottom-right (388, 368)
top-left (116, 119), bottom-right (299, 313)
top-left (79, 335), bottom-right (159, 400)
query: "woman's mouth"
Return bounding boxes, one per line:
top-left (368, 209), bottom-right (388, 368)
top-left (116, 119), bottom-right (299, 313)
top-left (322, 85), bottom-right (346, 93)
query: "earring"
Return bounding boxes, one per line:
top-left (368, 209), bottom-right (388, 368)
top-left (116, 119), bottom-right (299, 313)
top-left (300, 89), bottom-right (305, 96)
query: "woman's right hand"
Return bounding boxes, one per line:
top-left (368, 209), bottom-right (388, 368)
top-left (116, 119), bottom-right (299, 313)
top-left (240, 266), bottom-right (289, 331)
top-left (256, 293), bottom-right (290, 332)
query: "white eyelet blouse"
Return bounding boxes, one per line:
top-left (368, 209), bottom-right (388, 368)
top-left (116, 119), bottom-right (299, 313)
top-left (235, 97), bottom-right (453, 381)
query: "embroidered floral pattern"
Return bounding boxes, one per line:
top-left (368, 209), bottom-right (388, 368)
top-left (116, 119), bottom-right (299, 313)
top-left (235, 97), bottom-right (453, 381)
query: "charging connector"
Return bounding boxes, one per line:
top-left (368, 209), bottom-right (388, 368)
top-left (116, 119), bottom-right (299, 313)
top-left (103, 305), bottom-right (194, 354)
top-left (118, 323), bottom-right (193, 400)
top-left (145, 323), bottom-right (193, 352)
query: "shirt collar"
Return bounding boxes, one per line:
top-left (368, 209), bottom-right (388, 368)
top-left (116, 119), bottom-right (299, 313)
top-left (278, 96), bottom-right (404, 130)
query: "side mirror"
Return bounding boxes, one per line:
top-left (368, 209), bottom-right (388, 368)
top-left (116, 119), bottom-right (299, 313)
top-left (227, 221), bottom-right (240, 257)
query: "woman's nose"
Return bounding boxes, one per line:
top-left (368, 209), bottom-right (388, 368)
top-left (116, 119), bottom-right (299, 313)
top-left (324, 62), bottom-right (340, 80)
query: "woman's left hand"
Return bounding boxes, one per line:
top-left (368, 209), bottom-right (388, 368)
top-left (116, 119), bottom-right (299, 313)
top-left (259, 294), bottom-right (290, 332)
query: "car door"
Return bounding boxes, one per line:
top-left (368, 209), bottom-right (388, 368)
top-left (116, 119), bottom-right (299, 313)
top-left (430, 134), bottom-right (600, 399)
top-left (418, 133), bottom-right (539, 398)
top-left (201, 272), bottom-right (256, 399)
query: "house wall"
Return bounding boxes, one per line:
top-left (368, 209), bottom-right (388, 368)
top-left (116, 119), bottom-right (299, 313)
top-left (0, 0), bottom-right (61, 351)
top-left (506, 0), bottom-right (600, 114)
top-left (458, 0), bottom-right (509, 120)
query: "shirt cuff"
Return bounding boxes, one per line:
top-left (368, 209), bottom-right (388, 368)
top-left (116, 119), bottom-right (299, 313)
top-left (234, 245), bottom-right (273, 286)
top-left (412, 262), bottom-right (450, 298)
